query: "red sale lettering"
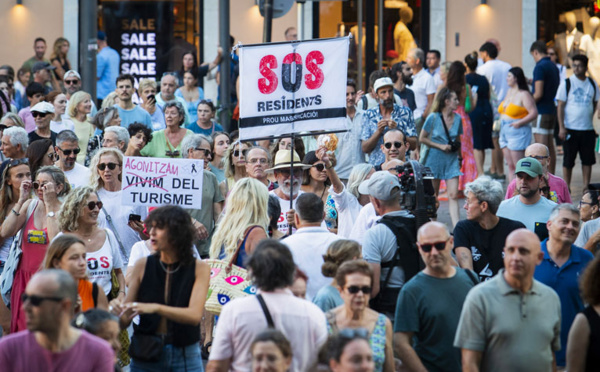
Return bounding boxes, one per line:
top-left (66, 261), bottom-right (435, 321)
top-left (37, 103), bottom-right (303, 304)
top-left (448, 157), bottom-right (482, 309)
top-left (304, 51), bottom-right (324, 90)
top-left (258, 55), bottom-right (278, 94)
top-left (100, 256), bottom-right (110, 268)
top-left (281, 53), bottom-right (303, 93)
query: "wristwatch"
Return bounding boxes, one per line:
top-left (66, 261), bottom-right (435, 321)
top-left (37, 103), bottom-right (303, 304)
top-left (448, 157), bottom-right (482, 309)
top-left (47, 211), bottom-right (56, 218)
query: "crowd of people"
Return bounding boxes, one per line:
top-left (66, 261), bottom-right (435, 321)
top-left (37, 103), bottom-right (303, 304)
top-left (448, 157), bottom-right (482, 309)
top-left (0, 32), bottom-right (597, 372)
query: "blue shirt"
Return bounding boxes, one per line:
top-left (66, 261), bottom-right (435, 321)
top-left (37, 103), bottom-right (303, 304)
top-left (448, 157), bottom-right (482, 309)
top-left (186, 121), bottom-right (223, 136)
top-left (534, 239), bottom-right (594, 366)
top-left (360, 104), bottom-right (415, 165)
top-left (114, 105), bottom-right (153, 129)
top-left (532, 57), bottom-right (560, 115)
top-left (96, 46), bottom-right (120, 100)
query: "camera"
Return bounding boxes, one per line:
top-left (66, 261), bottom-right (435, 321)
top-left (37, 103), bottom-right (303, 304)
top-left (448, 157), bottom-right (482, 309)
top-left (394, 160), bottom-right (437, 227)
top-left (449, 140), bottom-right (461, 152)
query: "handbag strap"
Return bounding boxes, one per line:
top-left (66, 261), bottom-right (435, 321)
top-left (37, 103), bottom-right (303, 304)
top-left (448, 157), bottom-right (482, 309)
top-left (256, 294), bottom-right (275, 329)
top-left (227, 225), bottom-right (261, 271)
top-left (439, 113), bottom-right (454, 145)
top-left (96, 193), bottom-right (128, 260)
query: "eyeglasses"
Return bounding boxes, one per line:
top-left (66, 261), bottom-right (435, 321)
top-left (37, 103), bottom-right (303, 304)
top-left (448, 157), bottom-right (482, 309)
top-left (57, 147), bottom-right (81, 156)
top-left (346, 285), bottom-right (372, 294)
top-left (249, 158), bottom-right (268, 165)
top-left (21, 293), bottom-right (63, 306)
top-left (194, 148), bottom-right (213, 158)
top-left (47, 153), bottom-right (59, 162)
top-left (384, 141), bottom-right (403, 149)
top-left (313, 163), bottom-right (326, 172)
top-left (32, 112), bottom-right (48, 118)
top-left (338, 328), bottom-right (369, 339)
top-left (87, 201), bottom-right (103, 210)
top-left (418, 238), bottom-right (450, 253)
top-left (64, 79), bottom-right (79, 85)
top-left (97, 162), bottom-right (119, 171)
top-left (166, 150), bottom-right (180, 158)
top-left (233, 149), bottom-right (248, 158)
top-left (579, 200), bottom-right (593, 207)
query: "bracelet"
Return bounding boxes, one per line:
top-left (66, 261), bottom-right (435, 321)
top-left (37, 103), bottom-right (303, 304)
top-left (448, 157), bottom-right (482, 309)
top-left (11, 209), bottom-right (20, 216)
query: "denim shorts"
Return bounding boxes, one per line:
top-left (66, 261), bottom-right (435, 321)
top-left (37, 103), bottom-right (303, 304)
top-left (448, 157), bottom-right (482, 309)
top-left (130, 343), bottom-right (203, 372)
top-left (499, 119), bottom-right (532, 151)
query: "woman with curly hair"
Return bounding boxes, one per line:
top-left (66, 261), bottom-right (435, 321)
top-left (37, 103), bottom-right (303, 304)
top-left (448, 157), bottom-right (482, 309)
top-left (210, 177), bottom-right (269, 267)
top-left (124, 122), bottom-right (153, 157)
top-left (57, 186), bottom-right (125, 302)
top-left (1, 165), bottom-right (70, 332)
top-left (110, 205), bottom-right (210, 371)
top-left (219, 140), bottom-right (251, 197)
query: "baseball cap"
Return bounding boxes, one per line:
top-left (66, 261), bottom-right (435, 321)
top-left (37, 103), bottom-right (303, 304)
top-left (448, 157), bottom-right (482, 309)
top-left (373, 77), bottom-right (394, 93)
top-left (64, 70), bottom-right (81, 80)
top-left (515, 157), bottom-right (543, 177)
top-left (358, 171), bottom-right (400, 201)
top-left (97, 31), bottom-right (107, 41)
top-left (32, 62), bottom-right (55, 74)
top-left (30, 102), bottom-right (55, 114)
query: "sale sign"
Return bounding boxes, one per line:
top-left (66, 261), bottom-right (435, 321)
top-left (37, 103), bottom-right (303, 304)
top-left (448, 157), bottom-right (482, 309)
top-left (238, 37), bottom-right (350, 140)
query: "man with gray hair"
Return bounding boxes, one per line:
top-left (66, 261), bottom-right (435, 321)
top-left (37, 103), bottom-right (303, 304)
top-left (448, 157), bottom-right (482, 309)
top-left (244, 146), bottom-right (274, 190)
top-left (0, 269), bottom-right (114, 370)
top-left (454, 176), bottom-right (525, 281)
top-left (0, 126), bottom-right (28, 159)
top-left (406, 47), bottom-right (436, 132)
top-left (181, 133), bottom-right (224, 257)
top-left (55, 130), bottom-right (90, 189)
top-left (102, 126), bottom-right (129, 153)
top-left (155, 73), bottom-right (190, 126)
top-left (534, 203), bottom-right (594, 368)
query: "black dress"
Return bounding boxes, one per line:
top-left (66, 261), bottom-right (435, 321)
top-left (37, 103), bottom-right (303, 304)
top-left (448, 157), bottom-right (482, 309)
top-left (583, 306), bottom-right (600, 372)
top-left (466, 73), bottom-right (493, 150)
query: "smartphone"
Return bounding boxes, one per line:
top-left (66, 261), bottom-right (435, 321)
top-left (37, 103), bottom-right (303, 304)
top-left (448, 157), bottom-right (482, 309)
top-left (471, 85), bottom-right (479, 94)
top-left (128, 214), bottom-right (142, 222)
top-left (147, 94), bottom-right (155, 102)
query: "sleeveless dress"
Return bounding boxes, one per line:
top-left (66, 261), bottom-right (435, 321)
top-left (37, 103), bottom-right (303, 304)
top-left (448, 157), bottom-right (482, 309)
top-left (11, 202), bottom-right (48, 333)
top-left (456, 105), bottom-right (478, 189)
top-left (326, 311), bottom-right (388, 372)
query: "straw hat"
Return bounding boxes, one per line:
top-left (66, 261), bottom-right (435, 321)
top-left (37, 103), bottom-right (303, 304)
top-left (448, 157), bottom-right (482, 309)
top-left (266, 149), bottom-right (312, 172)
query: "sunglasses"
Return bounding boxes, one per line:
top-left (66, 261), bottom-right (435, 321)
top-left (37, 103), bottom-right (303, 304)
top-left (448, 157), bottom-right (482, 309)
top-left (419, 239), bottom-right (449, 253)
top-left (87, 201), bottom-right (103, 210)
top-left (97, 162), bottom-right (119, 171)
top-left (384, 141), bottom-right (403, 149)
top-left (540, 186), bottom-right (550, 194)
top-left (21, 293), bottom-right (63, 306)
top-left (32, 181), bottom-right (50, 190)
top-left (0, 124), bottom-right (7, 131)
top-left (7, 158), bottom-right (29, 168)
top-left (47, 153), bottom-right (59, 162)
top-left (166, 150), bottom-right (180, 158)
top-left (346, 285), bottom-right (372, 294)
top-left (194, 148), bottom-right (213, 158)
top-left (233, 149), bottom-right (248, 158)
top-left (32, 112), bottom-right (48, 118)
top-left (57, 147), bottom-right (81, 156)
top-left (313, 163), bottom-right (326, 172)
top-left (64, 79), bottom-right (79, 85)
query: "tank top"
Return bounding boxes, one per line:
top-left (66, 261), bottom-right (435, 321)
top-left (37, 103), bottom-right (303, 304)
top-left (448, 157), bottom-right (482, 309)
top-left (136, 254), bottom-right (198, 347)
top-left (218, 225), bottom-right (262, 268)
top-left (498, 101), bottom-right (528, 119)
top-left (583, 306), bottom-right (600, 371)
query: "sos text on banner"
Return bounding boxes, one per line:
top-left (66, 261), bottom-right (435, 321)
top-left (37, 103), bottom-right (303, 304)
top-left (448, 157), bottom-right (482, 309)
top-left (121, 156), bottom-right (204, 208)
top-left (238, 37), bottom-right (350, 140)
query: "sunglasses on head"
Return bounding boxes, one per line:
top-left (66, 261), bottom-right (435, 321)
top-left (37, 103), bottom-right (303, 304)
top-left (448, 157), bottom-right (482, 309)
top-left (233, 149), bottom-right (248, 158)
top-left (87, 201), bottom-right (103, 210)
top-left (7, 158), bottom-right (28, 168)
top-left (194, 148), bottom-right (213, 158)
top-left (313, 163), bottom-right (327, 172)
top-left (57, 147), bottom-right (81, 156)
top-left (166, 150), bottom-right (180, 158)
top-left (97, 162), bottom-right (119, 171)
top-left (32, 112), bottom-right (48, 118)
top-left (346, 285), bottom-right (372, 294)
top-left (384, 141), bottom-right (403, 149)
top-left (419, 239), bottom-right (449, 253)
top-left (21, 293), bottom-right (63, 306)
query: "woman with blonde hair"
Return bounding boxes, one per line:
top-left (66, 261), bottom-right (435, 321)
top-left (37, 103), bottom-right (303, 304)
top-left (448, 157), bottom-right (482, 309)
top-left (210, 177), bottom-right (269, 267)
top-left (50, 37), bottom-right (72, 81)
top-left (219, 140), bottom-right (251, 197)
top-left (313, 240), bottom-right (362, 312)
top-left (67, 91), bottom-right (94, 164)
top-left (100, 92), bottom-right (119, 110)
top-left (41, 234), bottom-right (109, 312)
top-left (137, 78), bottom-right (165, 131)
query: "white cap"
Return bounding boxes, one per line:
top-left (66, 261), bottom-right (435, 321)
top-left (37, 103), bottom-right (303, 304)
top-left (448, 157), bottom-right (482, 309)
top-left (30, 102), bottom-right (55, 114)
top-left (373, 77), bottom-right (394, 93)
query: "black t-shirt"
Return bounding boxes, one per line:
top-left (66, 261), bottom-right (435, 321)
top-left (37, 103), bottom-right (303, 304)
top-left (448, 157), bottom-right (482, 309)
top-left (453, 217), bottom-right (525, 281)
top-left (394, 87), bottom-right (417, 112)
top-left (28, 130), bottom-right (57, 146)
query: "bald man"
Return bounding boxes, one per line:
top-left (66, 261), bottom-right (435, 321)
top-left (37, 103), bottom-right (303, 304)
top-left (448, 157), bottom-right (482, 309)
top-left (455, 229), bottom-right (561, 372)
top-left (505, 143), bottom-right (571, 203)
top-left (395, 222), bottom-right (477, 372)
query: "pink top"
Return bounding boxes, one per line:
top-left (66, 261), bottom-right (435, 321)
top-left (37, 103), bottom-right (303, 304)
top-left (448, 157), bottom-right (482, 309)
top-left (0, 330), bottom-right (114, 371)
top-left (505, 173), bottom-right (572, 204)
top-left (18, 107), bottom-right (36, 133)
top-left (20, 203), bottom-right (49, 272)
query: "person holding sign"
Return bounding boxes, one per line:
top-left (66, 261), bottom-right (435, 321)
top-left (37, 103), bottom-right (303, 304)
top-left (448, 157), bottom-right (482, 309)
top-left (141, 101), bottom-right (193, 158)
top-left (361, 77), bottom-right (417, 166)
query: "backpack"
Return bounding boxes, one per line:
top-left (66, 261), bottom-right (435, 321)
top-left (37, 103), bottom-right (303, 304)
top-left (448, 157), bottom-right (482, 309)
top-left (565, 77), bottom-right (597, 109)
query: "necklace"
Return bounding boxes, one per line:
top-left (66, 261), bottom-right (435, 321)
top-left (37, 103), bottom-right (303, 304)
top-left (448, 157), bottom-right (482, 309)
top-left (79, 231), bottom-right (94, 242)
top-left (159, 260), bottom-right (181, 274)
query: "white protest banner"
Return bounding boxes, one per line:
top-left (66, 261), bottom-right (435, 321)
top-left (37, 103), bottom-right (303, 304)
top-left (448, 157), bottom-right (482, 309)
top-left (238, 37), bottom-right (349, 140)
top-left (121, 156), bottom-right (204, 208)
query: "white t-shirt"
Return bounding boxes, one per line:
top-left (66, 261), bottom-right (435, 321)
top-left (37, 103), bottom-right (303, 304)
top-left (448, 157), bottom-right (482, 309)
top-left (349, 202), bottom-right (381, 245)
top-left (269, 190), bottom-right (304, 234)
top-left (63, 163), bottom-right (91, 189)
top-left (329, 184), bottom-right (362, 239)
top-left (50, 115), bottom-right (75, 133)
top-left (408, 68), bottom-right (436, 120)
top-left (555, 75), bottom-right (600, 130)
top-left (476, 59), bottom-right (512, 102)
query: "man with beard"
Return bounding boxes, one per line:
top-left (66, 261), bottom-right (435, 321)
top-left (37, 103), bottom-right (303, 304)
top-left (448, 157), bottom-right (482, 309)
top-left (114, 74), bottom-right (152, 128)
top-left (267, 149), bottom-right (312, 234)
top-left (361, 76), bottom-right (416, 166)
top-left (391, 62), bottom-right (416, 112)
top-left (55, 130), bottom-right (91, 189)
top-left (335, 80), bottom-right (366, 181)
top-left (21, 38), bottom-right (50, 79)
top-left (497, 157), bottom-right (556, 231)
top-left (245, 146), bottom-right (276, 190)
top-left (534, 204), bottom-right (593, 369)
